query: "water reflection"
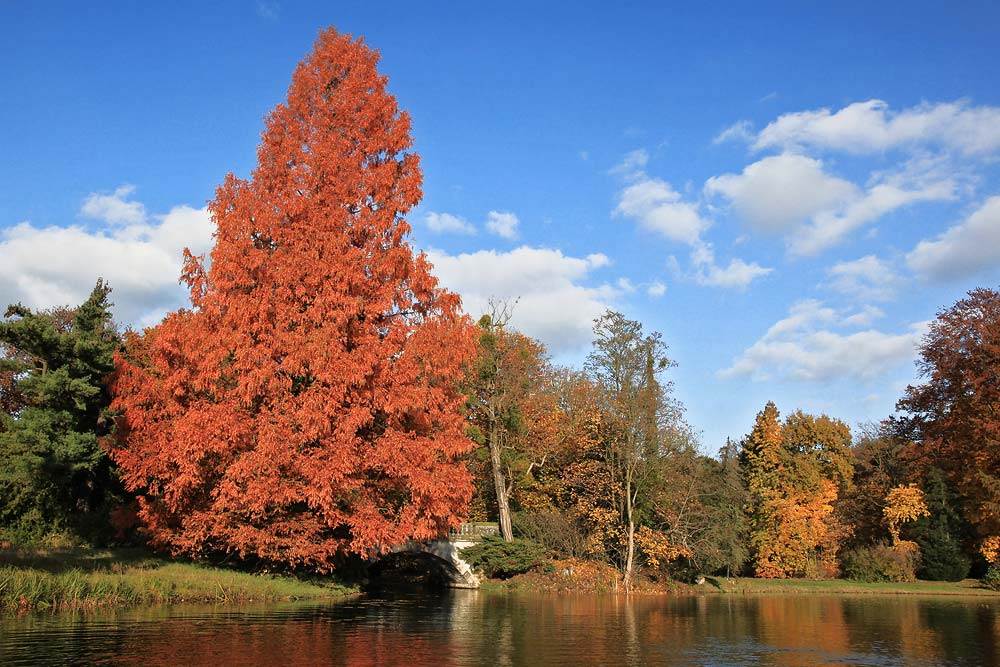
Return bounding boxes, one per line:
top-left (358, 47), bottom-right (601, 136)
top-left (1, 592), bottom-right (997, 666)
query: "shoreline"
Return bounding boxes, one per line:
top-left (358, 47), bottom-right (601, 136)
top-left (486, 577), bottom-right (999, 598)
top-left (4, 547), bottom-right (997, 614)
top-left (0, 547), bottom-right (357, 613)
top-left (694, 576), bottom-right (999, 597)
top-left (484, 559), bottom-right (1000, 598)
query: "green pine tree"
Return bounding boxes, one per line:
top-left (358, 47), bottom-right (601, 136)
top-left (913, 468), bottom-right (971, 582)
top-left (0, 280), bottom-right (122, 544)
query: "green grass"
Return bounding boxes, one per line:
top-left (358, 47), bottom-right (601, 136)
top-left (700, 576), bottom-right (998, 597)
top-left (0, 547), bottom-right (357, 612)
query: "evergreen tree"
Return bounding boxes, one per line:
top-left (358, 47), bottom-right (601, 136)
top-left (913, 468), bottom-right (971, 581)
top-left (0, 281), bottom-right (120, 543)
top-left (696, 439), bottom-right (749, 577)
top-left (741, 402), bottom-right (784, 576)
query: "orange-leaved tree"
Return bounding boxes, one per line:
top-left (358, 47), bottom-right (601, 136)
top-left (742, 404), bottom-right (852, 578)
top-left (109, 29), bottom-right (475, 570)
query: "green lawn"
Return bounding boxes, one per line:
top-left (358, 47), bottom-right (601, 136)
top-left (0, 547), bottom-right (357, 611)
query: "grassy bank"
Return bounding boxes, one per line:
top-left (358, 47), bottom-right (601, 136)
top-left (484, 557), bottom-right (999, 597)
top-left (493, 573), bottom-right (998, 597)
top-left (0, 547), bottom-right (357, 612)
top-left (699, 576), bottom-right (998, 597)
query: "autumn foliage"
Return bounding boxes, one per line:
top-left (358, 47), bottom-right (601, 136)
top-left (109, 29), bottom-right (475, 569)
top-left (896, 288), bottom-right (1000, 546)
top-left (883, 484), bottom-right (929, 545)
top-left (742, 404), bottom-right (851, 578)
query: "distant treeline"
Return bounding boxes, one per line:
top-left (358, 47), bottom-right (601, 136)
top-left (461, 288), bottom-right (1000, 588)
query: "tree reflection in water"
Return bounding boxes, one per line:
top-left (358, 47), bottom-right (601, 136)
top-left (2, 592), bottom-right (998, 666)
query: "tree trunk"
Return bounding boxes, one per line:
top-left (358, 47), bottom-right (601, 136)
top-left (490, 422), bottom-right (514, 541)
top-left (623, 474), bottom-right (635, 591)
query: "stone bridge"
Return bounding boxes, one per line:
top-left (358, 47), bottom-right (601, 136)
top-left (388, 522), bottom-right (499, 588)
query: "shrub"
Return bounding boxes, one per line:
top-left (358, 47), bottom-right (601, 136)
top-left (460, 535), bottom-right (548, 579)
top-left (981, 564), bottom-right (1000, 591)
top-left (842, 542), bottom-right (920, 582)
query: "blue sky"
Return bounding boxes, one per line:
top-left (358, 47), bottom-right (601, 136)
top-left (3, 1), bottom-right (1000, 451)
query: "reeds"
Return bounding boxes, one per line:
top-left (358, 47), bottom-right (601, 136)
top-left (0, 560), bottom-right (353, 611)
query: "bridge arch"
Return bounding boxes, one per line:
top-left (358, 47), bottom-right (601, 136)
top-left (367, 550), bottom-right (469, 588)
top-left (371, 523), bottom-right (499, 589)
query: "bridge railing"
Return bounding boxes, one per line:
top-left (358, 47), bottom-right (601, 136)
top-left (450, 522), bottom-right (500, 539)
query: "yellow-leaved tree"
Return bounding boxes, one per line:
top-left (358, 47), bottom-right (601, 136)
top-left (742, 404), bottom-right (853, 578)
top-left (883, 484), bottom-right (930, 545)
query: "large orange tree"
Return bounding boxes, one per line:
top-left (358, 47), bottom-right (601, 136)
top-left (110, 29), bottom-right (475, 569)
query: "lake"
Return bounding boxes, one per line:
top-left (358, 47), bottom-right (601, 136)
top-left (2, 591), bottom-right (998, 666)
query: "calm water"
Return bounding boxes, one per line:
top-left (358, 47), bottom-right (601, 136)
top-left (2, 591), bottom-right (998, 666)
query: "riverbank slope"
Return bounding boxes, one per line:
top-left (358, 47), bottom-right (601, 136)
top-left (485, 557), bottom-right (999, 597)
top-left (1, 547), bottom-right (357, 612)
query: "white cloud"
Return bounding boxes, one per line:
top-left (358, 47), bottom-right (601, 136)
top-left (615, 176), bottom-right (710, 245)
top-left (705, 153), bottom-right (955, 256)
top-left (485, 210), bottom-right (519, 239)
top-left (762, 299), bottom-right (836, 337)
top-left (616, 277), bottom-right (636, 293)
top-left (713, 120), bottom-right (754, 145)
top-left (586, 253), bottom-right (611, 269)
top-left (611, 149), bottom-right (649, 177)
top-left (789, 180), bottom-right (955, 256)
top-left (842, 305), bottom-right (885, 328)
top-left (425, 246), bottom-right (617, 354)
top-left (610, 150), bottom-right (772, 290)
top-left (907, 196), bottom-right (1000, 280)
top-left (720, 299), bottom-right (923, 382)
top-left (704, 154), bottom-right (858, 233)
top-left (753, 99), bottom-right (1000, 155)
top-left (1, 196), bottom-right (213, 327)
top-left (424, 211), bottom-right (476, 235)
top-left (825, 255), bottom-right (901, 302)
top-left (80, 185), bottom-right (147, 226)
top-left (690, 243), bottom-right (772, 289)
top-left (646, 281), bottom-right (666, 298)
